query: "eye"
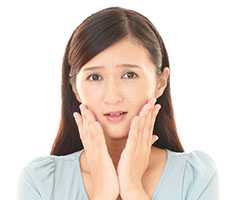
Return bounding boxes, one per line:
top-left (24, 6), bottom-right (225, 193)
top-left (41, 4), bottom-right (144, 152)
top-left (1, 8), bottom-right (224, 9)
top-left (86, 71), bottom-right (138, 81)
top-left (122, 71), bottom-right (138, 79)
top-left (86, 73), bottom-right (102, 81)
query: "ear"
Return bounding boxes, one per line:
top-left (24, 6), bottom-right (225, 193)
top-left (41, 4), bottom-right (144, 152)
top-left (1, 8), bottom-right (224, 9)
top-left (155, 67), bottom-right (170, 98)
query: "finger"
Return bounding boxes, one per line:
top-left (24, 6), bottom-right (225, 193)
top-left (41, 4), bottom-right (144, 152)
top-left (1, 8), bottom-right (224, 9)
top-left (80, 104), bottom-right (96, 142)
top-left (151, 104), bottom-right (161, 134)
top-left (149, 104), bottom-right (161, 146)
top-left (127, 116), bottom-right (140, 151)
top-left (151, 134), bottom-right (159, 144)
top-left (139, 113), bottom-right (147, 132)
top-left (88, 120), bottom-right (107, 150)
top-left (140, 98), bottom-right (157, 147)
top-left (82, 104), bottom-right (97, 124)
top-left (73, 112), bottom-right (83, 135)
top-left (151, 104), bottom-right (161, 127)
top-left (142, 107), bottom-right (155, 147)
top-left (138, 97), bottom-right (156, 134)
top-left (138, 100), bottom-right (154, 145)
top-left (79, 104), bottom-right (92, 146)
top-left (81, 104), bottom-right (106, 147)
top-left (147, 102), bottom-right (159, 144)
top-left (73, 111), bottom-right (88, 148)
top-left (139, 101), bottom-right (152, 116)
top-left (138, 101), bottom-right (151, 142)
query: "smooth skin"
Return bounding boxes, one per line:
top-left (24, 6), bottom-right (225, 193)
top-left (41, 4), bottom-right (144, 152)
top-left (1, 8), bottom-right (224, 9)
top-left (72, 37), bottom-right (169, 175)
top-left (73, 97), bottom-right (161, 200)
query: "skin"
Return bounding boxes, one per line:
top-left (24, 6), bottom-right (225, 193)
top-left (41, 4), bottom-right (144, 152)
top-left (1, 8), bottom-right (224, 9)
top-left (73, 37), bottom-right (170, 199)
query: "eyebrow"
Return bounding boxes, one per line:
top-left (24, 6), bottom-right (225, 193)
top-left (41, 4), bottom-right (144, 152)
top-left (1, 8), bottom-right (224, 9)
top-left (82, 64), bottom-right (142, 71)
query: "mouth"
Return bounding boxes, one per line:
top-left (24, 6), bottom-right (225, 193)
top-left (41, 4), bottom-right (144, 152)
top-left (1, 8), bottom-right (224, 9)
top-left (104, 112), bottom-right (128, 123)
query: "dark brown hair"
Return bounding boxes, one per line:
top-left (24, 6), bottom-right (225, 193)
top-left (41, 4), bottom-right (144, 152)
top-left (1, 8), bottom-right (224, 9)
top-left (50, 6), bottom-right (184, 156)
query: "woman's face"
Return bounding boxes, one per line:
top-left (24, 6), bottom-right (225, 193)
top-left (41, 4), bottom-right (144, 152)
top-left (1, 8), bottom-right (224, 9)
top-left (75, 38), bottom-right (163, 139)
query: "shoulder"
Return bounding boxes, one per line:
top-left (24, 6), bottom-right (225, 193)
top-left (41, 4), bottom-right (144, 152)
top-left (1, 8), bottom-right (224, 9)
top-left (169, 149), bottom-right (219, 199)
top-left (170, 149), bottom-right (217, 174)
top-left (21, 151), bottom-right (78, 177)
top-left (18, 151), bottom-right (81, 199)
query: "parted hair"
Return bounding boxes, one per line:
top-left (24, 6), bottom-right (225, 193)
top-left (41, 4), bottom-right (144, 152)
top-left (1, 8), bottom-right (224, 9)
top-left (50, 6), bottom-right (184, 156)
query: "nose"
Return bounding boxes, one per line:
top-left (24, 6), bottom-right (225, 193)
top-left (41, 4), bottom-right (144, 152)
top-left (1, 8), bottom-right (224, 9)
top-left (103, 78), bottom-right (123, 105)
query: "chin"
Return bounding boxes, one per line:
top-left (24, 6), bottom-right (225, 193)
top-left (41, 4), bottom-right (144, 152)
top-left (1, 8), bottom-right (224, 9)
top-left (104, 128), bottom-right (129, 139)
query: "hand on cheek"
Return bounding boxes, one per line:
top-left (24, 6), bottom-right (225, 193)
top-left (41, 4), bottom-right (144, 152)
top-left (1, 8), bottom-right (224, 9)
top-left (117, 97), bottom-right (161, 198)
top-left (73, 105), bottom-right (120, 200)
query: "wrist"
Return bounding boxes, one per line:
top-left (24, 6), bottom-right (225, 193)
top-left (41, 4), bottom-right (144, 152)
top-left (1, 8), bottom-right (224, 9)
top-left (120, 184), bottom-right (150, 200)
top-left (92, 196), bottom-right (117, 200)
top-left (93, 198), bottom-right (115, 200)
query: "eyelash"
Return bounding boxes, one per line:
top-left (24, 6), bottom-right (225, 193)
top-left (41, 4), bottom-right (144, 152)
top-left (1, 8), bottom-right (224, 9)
top-left (86, 71), bottom-right (139, 81)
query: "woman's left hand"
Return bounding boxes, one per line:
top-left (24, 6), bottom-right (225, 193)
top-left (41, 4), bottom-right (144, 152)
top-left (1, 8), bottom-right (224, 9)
top-left (117, 97), bottom-right (161, 198)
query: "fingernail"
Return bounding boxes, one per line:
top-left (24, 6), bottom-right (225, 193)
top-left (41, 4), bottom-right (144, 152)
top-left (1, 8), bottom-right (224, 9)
top-left (73, 112), bottom-right (78, 122)
top-left (157, 104), bottom-right (161, 110)
top-left (154, 135), bottom-right (159, 141)
top-left (80, 104), bottom-right (85, 111)
top-left (147, 98), bottom-right (156, 106)
top-left (143, 103), bottom-right (151, 112)
top-left (151, 98), bottom-right (156, 105)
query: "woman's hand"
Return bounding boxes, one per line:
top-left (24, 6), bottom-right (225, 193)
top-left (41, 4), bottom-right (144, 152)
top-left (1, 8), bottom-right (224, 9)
top-left (117, 97), bottom-right (161, 199)
top-left (73, 104), bottom-right (119, 200)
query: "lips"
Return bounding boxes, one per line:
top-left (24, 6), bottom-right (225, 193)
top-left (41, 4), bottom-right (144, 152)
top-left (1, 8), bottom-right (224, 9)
top-left (104, 111), bottom-right (128, 116)
top-left (104, 112), bottom-right (128, 123)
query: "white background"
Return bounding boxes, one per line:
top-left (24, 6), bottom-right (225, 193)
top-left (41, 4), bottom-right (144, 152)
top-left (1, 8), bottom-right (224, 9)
top-left (0, 0), bottom-right (229, 199)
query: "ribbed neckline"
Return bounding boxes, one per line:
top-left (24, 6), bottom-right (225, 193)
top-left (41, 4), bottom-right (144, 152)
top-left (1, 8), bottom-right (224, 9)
top-left (76, 148), bottom-right (172, 200)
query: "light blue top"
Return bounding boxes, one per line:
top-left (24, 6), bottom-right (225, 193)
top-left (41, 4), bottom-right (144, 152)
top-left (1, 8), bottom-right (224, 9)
top-left (17, 149), bottom-right (219, 200)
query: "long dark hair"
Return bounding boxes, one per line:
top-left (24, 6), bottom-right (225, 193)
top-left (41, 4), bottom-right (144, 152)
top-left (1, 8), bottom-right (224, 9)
top-left (50, 6), bottom-right (184, 156)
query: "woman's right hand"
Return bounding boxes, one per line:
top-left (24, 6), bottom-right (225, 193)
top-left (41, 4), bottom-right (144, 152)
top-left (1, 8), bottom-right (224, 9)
top-left (73, 104), bottom-right (120, 200)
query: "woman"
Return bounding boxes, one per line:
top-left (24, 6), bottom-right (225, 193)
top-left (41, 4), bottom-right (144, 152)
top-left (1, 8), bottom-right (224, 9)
top-left (18, 6), bottom-right (219, 200)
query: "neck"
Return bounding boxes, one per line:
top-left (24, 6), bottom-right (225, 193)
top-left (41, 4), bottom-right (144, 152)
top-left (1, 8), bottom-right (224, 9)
top-left (104, 135), bottom-right (128, 170)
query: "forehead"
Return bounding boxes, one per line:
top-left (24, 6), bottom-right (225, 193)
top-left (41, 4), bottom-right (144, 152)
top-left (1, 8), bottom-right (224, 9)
top-left (80, 38), bottom-right (155, 73)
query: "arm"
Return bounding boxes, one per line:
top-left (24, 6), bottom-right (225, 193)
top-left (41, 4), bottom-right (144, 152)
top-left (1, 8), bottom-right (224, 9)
top-left (17, 168), bottom-right (41, 200)
top-left (194, 170), bottom-right (219, 200)
top-left (125, 188), bottom-right (150, 200)
top-left (183, 150), bottom-right (220, 200)
top-left (121, 184), bottom-right (151, 200)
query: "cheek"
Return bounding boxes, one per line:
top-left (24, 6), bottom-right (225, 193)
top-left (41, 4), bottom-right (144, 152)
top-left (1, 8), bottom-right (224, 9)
top-left (123, 82), bottom-right (150, 99)
top-left (80, 84), bottom-right (102, 98)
